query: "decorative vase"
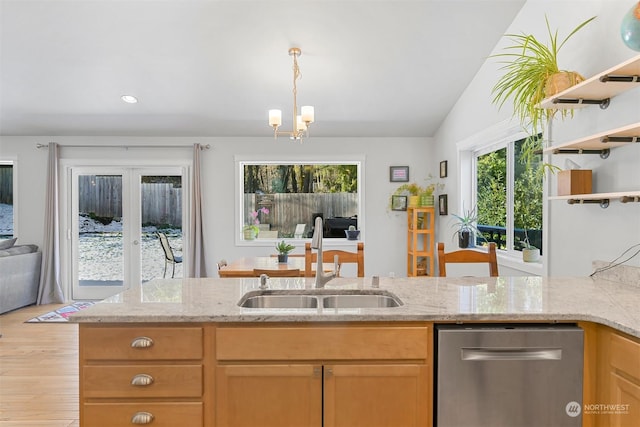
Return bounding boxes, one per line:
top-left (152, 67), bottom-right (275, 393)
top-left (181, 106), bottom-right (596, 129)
top-left (408, 195), bottom-right (420, 207)
top-left (544, 71), bottom-right (584, 97)
top-left (345, 230), bottom-right (360, 240)
top-left (458, 230), bottom-right (471, 248)
top-left (277, 254), bottom-right (288, 263)
top-left (621, 2), bottom-right (640, 51)
top-left (419, 194), bottom-right (434, 207)
top-left (243, 228), bottom-right (256, 240)
top-left (522, 248), bottom-right (540, 262)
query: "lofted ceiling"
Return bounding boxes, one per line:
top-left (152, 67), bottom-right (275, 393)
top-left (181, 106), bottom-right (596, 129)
top-left (0, 0), bottom-right (525, 138)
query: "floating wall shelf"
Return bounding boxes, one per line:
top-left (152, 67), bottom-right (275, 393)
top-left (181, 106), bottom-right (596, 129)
top-left (549, 191), bottom-right (640, 208)
top-left (539, 54), bottom-right (640, 110)
top-left (542, 122), bottom-right (640, 158)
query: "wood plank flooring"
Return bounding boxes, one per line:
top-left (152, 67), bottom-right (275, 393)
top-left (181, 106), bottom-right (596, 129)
top-left (0, 304), bottom-right (80, 427)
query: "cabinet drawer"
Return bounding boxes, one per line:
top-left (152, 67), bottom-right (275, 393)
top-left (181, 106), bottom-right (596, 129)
top-left (610, 332), bottom-right (640, 380)
top-left (83, 402), bottom-right (202, 427)
top-left (217, 325), bottom-right (429, 361)
top-left (83, 364), bottom-right (202, 398)
top-left (81, 326), bottom-right (203, 360)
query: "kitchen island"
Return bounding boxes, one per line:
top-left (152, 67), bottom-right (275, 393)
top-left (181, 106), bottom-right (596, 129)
top-left (73, 274), bottom-right (640, 427)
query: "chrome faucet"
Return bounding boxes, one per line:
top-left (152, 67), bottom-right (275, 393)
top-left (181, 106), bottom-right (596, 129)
top-left (311, 216), bottom-right (338, 288)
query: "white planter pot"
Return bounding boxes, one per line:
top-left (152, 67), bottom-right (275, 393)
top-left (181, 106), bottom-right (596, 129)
top-left (522, 248), bottom-right (540, 262)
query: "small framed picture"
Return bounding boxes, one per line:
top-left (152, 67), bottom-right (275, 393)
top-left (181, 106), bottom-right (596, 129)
top-left (389, 166), bottom-right (409, 182)
top-left (439, 194), bottom-right (448, 215)
top-left (391, 195), bottom-right (408, 211)
top-left (439, 160), bottom-right (448, 178)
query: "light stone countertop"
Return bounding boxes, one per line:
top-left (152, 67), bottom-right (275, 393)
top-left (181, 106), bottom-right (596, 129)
top-left (70, 275), bottom-right (640, 339)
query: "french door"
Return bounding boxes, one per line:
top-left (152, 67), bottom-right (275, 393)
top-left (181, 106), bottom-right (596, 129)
top-left (70, 166), bottom-right (185, 300)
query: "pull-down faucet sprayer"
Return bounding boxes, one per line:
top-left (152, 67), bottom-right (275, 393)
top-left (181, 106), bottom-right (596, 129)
top-left (311, 216), bottom-right (338, 288)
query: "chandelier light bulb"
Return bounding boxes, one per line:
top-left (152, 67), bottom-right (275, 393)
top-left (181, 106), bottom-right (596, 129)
top-left (269, 110), bottom-right (282, 127)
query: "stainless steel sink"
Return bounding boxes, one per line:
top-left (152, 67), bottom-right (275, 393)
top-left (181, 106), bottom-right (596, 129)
top-left (322, 294), bottom-right (401, 308)
top-left (238, 289), bottom-right (403, 309)
top-left (239, 294), bottom-right (318, 308)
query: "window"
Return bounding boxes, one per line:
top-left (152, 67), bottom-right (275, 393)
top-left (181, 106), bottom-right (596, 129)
top-left (0, 161), bottom-right (14, 239)
top-left (238, 160), bottom-right (362, 243)
top-left (474, 136), bottom-right (543, 255)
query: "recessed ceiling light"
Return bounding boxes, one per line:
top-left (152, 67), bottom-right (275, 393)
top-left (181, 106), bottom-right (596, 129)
top-left (121, 95), bottom-right (138, 104)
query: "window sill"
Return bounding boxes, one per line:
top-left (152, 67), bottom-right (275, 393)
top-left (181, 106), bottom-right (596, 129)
top-left (497, 253), bottom-right (544, 276)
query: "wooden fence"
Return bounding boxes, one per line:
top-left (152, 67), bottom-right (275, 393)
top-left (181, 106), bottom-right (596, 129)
top-left (78, 176), bottom-right (182, 227)
top-left (0, 166), bottom-right (12, 204)
top-left (244, 193), bottom-right (358, 237)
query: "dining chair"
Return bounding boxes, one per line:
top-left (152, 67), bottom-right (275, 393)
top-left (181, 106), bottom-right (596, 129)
top-left (156, 232), bottom-right (183, 278)
top-left (437, 242), bottom-right (498, 277)
top-left (253, 268), bottom-right (301, 278)
top-left (304, 242), bottom-right (364, 278)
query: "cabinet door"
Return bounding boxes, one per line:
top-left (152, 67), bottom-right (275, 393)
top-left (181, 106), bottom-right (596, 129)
top-left (609, 372), bottom-right (640, 427)
top-left (216, 364), bottom-right (322, 427)
top-left (324, 364), bottom-right (430, 427)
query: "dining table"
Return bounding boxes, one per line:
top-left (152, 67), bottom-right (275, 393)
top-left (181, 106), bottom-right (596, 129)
top-left (217, 256), bottom-right (333, 278)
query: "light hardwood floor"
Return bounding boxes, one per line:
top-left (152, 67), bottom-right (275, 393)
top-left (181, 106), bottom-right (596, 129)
top-left (0, 304), bottom-right (80, 427)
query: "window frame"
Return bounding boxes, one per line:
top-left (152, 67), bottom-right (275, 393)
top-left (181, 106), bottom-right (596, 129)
top-left (235, 156), bottom-right (365, 247)
top-left (456, 120), bottom-right (546, 275)
top-left (0, 159), bottom-right (17, 239)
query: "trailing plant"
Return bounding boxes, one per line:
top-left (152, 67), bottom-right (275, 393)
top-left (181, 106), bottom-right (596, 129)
top-left (491, 15), bottom-right (596, 136)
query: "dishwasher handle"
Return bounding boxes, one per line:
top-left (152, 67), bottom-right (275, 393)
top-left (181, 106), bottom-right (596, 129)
top-left (461, 347), bottom-right (562, 361)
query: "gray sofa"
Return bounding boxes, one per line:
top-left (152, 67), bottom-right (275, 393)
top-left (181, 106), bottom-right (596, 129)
top-left (0, 244), bottom-right (42, 314)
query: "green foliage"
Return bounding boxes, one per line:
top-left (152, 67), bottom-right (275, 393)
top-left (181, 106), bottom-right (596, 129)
top-left (477, 149), bottom-right (507, 228)
top-left (491, 15), bottom-right (596, 135)
top-left (275, 240), bottom-right (295, 255)
top-left (451, 206), bottom-right (485, 241)
top-left (244, 164), bottom-right (358, 194)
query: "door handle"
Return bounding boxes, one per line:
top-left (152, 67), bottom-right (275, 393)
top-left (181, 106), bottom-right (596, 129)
top-left (461, 348), bottom-right (562, 361)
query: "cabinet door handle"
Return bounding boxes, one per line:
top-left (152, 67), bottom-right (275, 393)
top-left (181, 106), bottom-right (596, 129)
top-left (130, 337), bottom-right (154, 349)
top-left (313, 366), bottom-right (322, 377)
top-left (131, 412), bottom-right (154, 424)
top-left (130, 374), bottom-right (154, 386)
top-left (325, 367), bottom-right (333, 377)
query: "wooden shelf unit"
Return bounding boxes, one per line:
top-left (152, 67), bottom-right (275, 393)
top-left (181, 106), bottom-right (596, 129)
top-left (540, 56), bottom-right (640, 207)
top-left (407, 207), bottom-right (435, 277)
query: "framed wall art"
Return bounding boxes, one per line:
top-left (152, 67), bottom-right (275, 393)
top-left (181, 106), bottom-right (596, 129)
top-left (391, 195), bottom-right (408, 211)
top-left (389, 166), bottom-right (409, 182)
top-left (439, 160), bottom-right (448, 178)
top-left (439, 194), bottom-right (448, 215)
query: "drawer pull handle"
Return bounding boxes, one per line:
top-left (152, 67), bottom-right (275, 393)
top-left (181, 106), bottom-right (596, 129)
top-left (131, 411), bottom-right (154, 424)
top-left (130, 374), bottom-right (154, 386)
top-left (130, 337), bottom-right (154, 349)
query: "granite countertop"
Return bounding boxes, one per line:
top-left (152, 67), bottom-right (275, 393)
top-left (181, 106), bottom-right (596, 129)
top-left (71, 274), bottom-right (640, 338)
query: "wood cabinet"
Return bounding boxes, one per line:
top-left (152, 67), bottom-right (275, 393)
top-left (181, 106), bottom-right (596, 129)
top-left (594, 325), bottom-right (640, 427)
top-left (407, 207), bottom-right (435, 276)
top-left (79, 325), bottom-right (211, 427)
top-left (215, 323), bottom-right (432, 427)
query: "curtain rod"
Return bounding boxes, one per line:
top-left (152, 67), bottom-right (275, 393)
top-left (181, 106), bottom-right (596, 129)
top-left (35, 143), bottom-right (211, 150)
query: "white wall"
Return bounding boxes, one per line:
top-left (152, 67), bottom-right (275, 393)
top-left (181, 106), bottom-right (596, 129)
top-left (0, 135), bottom-right (435, 280)
top-left (433, 0), bottom-right (640, 276)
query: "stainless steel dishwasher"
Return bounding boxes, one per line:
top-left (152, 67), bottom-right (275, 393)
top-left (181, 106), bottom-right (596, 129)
top-left (436, 324), bottom-right (583, 427)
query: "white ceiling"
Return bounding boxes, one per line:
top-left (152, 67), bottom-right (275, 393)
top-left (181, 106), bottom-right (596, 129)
top-left (0, 0), bottom-right (525, 138)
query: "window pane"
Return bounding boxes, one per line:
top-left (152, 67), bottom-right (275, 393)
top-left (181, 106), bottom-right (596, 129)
top-left (0, 163), bottom-right (13, 239)
top-left (242, 163), bottom-right (360, 240)
top-left (476, 148), bottom-right (507, 248)
top-left (514, 137), bottom-right (543, 254)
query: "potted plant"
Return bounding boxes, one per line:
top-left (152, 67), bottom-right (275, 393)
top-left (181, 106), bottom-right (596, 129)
top-left (345, 225), bottom-right (360, 240)
top-left (393, 176), bottom-right (443, 208)
top-left (451, 206), bottom-right (484, 248)
top-left (491, 15), bottom-right (596, 139)
top-left (275, 240), bottom-right (295, 263)
top-left (520, 232), bottom-right (541, 262)
top-left (243, 207), bottom-right (269, 240)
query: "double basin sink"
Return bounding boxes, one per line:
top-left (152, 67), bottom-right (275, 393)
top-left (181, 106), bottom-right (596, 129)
top-left (238, 289), bottom-right (403, 309)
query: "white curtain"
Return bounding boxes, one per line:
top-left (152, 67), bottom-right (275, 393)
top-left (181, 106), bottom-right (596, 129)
top-left (37, 142), bottom-right (64, 304)
top-left (187, 143), bottom-right (207, 277)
